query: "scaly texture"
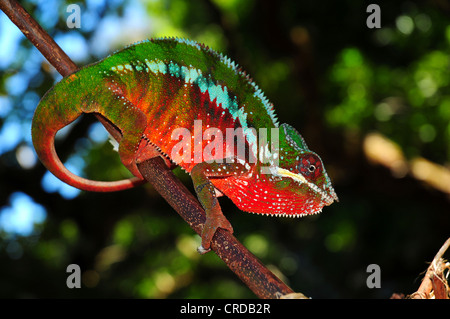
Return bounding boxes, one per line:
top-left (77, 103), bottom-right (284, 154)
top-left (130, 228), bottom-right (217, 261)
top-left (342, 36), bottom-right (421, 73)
top-left (32, 38), bottom-right (338, 252)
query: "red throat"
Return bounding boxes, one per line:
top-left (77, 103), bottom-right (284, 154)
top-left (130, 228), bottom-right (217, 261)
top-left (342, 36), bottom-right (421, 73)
top-left (210, 172), bottom-right (326, 217)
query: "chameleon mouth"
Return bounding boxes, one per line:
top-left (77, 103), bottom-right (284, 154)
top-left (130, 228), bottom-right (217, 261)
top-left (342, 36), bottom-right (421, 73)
top-left (275, 167), bottom-right (338, 205)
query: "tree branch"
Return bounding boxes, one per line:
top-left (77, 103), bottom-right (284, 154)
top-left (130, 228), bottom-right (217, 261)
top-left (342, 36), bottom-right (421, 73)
top-left (1, 0), bottom-right (296, 298)
top-left (410, 237), bottom-right (450, 299)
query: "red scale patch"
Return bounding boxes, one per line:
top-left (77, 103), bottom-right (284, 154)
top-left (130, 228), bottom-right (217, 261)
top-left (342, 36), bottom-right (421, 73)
top-left (211, 170), bottom-right (323, 216)
top-left (129, 74), bottom-right (245, 173)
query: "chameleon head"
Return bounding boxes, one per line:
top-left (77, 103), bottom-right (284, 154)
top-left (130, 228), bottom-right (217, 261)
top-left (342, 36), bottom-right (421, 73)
top-left (262, 123), bottom-right (338, 215)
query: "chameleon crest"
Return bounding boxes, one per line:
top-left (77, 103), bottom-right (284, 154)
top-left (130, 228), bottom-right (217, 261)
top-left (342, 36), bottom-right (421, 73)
top-left (32, 37), bottom-right (338, 252)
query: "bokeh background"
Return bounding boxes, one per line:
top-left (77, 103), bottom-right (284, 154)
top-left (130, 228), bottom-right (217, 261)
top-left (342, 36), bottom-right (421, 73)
top-left (0, 0), bottom-right (449, 298)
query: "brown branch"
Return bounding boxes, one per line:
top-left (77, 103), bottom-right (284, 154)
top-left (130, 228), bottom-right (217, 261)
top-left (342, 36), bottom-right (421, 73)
top-left (0, 0), bottom-right (124, 141)
top-left (1, 0), bottom-right (296, 298)
top-left (410, 237), bottom-right (450, 299)
top-left (0, 0), bottom-right (77, 76)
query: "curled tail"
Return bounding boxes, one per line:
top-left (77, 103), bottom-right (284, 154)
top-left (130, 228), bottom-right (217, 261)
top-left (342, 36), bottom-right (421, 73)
top-left (32, 74), bottom-right (146, 192)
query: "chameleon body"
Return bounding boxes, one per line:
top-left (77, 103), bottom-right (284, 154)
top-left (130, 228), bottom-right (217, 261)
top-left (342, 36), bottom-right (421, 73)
top-left (32, 38), bottom-right (338, 252)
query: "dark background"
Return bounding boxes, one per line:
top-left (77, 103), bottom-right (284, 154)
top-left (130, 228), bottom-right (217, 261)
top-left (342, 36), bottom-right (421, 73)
top-left (0, 0), bottom-right (449, 298)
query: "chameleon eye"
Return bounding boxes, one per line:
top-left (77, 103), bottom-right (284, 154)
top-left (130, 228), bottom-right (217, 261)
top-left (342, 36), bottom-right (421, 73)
top-left (298, 154), bottom-right (322, 179)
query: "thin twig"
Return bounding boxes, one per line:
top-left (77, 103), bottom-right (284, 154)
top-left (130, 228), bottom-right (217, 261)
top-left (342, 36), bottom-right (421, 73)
top-left (0, 0), bottom-right (77, 75)
top-left (0, 0), bottom-right (297, 298)
top-left (410, 237), bottom-right (450, 299)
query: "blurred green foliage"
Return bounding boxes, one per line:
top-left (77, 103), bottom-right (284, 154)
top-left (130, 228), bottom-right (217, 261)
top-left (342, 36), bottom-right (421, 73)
top-left (327, 38), bottom-right (450, 161)
top-left (0, 0), bottom-right (449, 298)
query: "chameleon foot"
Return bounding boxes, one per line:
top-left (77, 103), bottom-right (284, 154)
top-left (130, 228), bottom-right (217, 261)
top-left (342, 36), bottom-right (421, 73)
top-left (198, 211), bottom-right (234, 254)
top-left (197, 245), bottom-right (211, 255)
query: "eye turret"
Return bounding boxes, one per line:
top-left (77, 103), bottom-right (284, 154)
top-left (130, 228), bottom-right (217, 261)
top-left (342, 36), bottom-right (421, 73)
top-left (298, 154), bottom-right (322, 180)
